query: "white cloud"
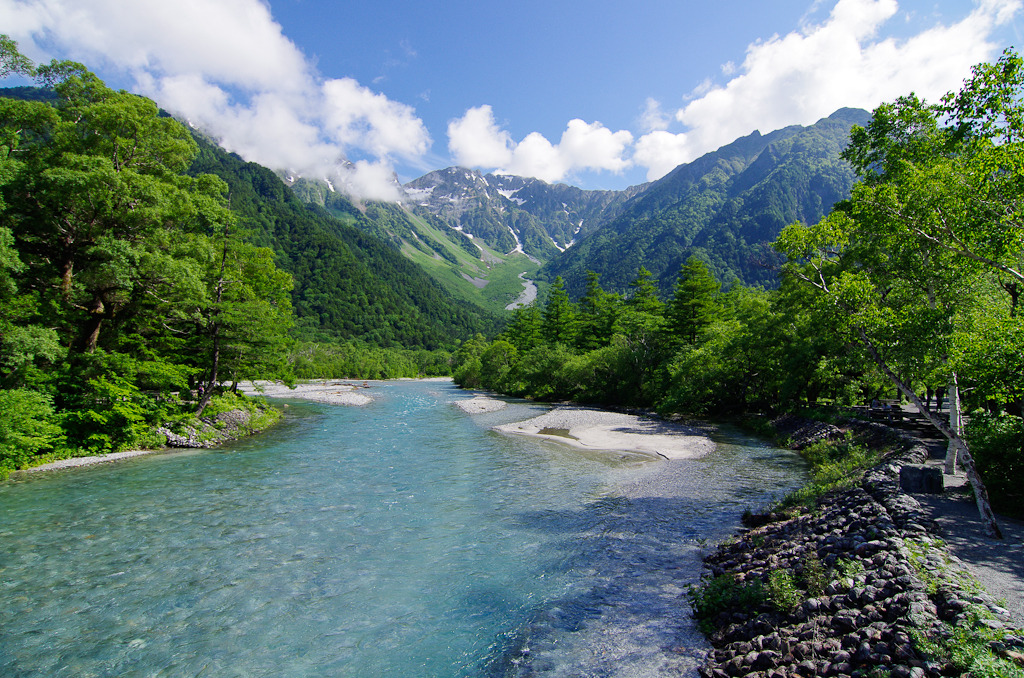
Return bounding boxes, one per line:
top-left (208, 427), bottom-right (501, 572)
top-left (332, 160), bottom-right (403, 203)
top-left (633, 131), bottom-right (691, 182)
top-left (556, 120), bottom-right (633, 174)
top-left (638, 97), bottom-right (672, 133)
top-left (447, 105), bottom-right (514, 168)
top-left (449, 108), bottom-right (632, 183)
top-left (0, 0), bottom-right (431, 201)
top-left (322, 77), bottom-right (430, 159)
top-left (2, 0), bottom-right (310, 91)
top-left (632, 0), bottom-right (1022, 181)
top-left (504, 132), bottom-right (565, 182)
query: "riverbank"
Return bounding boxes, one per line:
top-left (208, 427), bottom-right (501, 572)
top-left (238, 379), bottom-right (373, 405)
top-left (14, 397), bottom-right (283, 477)
top-left (488, 403), bottom-right (715, 460)
top-left (694, 417), bottom-right (1024, 677)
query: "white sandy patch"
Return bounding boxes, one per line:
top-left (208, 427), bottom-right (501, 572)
top-left (454, 395), bottom-right (508, 414)
top-left (16, 449), bottom-right (174, 475)
top-left (239, 380), bottom-right (373, 406)
top-left (494, 406), bottom-right (713, 460)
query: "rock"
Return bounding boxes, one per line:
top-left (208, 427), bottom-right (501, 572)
top-left (695, 416), bottom-right (1024, 678)
top-left (831, 611), bottom-right (859, 633)
top-left (899, 464), bottom-right (943, 494)
top-left (753, 650), bottom-right (781, 670)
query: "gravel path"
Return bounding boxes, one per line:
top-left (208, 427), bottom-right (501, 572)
top-left (894, 417), bottom-right (1024, 627)
top-left (915, 468), bottom-right (1024, 627)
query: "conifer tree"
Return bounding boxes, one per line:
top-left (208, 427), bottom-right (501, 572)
top-left (668, 257), bottom-right (720, 345)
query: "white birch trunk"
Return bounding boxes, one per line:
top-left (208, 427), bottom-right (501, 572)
top-left (857, 330), bottom-right (1003, 539)
top-left (945, 374), bottom-right (961, 475)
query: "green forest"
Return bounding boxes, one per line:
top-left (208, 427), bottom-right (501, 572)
top-left (0, 39), bottom-right (482, 477)
top-left (453, 51), bottom-right (1024, 518)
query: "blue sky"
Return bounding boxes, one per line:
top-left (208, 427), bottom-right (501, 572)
top-left (2, 0), bottom-right (1021, 198)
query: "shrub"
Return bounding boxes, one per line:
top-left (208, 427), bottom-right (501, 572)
top-left (801, 551), bottom-right (827, 597)
top-left (966, 413), bottom-right (1024, 519)
top-left (766, 569), bottom-right (801, 612)
top-left (0, 388), bottom-right (64, 477)
top-left (62, 374), bottom-right (157, 454)
top-left (688, 574), bottom-right (766, 632)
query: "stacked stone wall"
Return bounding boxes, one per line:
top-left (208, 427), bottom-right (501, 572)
top-left (696, 418), bottom-right (1022, 677)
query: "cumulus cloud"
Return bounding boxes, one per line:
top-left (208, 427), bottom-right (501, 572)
top-left (449, 107), bottom-right (633, 183)
top-left (638, 97), bottom-right (672, 133)
top-left (447, 105), bottom-right (514, 168)
top-left (333, 160), bottom-right (404, 203)
top-left (321, 78), bottom-right (430, 159)
top-left (633, 131), bottom-right (692, 183)
top-left (0, 0), bottom-right (430, 200)
top-left (634, 0), bottom-right (1021, 180)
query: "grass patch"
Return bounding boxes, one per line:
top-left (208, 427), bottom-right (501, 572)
top-left (776, 432), bottom-right (886, 509)
top-left (902, 538), bottom-right (1022, 677)
top-left (688, 574), bottom-right (767, 633)
top-left (911, 608), bottom-right (1024, 678)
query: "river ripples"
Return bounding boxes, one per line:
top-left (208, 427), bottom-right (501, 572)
top-left (0, 380), bottom-right (805, 677)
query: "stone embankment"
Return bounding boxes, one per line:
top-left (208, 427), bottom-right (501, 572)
top-left (696, 417), bottom-right (1023, 678)
top-left (158, 408), bottom-right (265, 448)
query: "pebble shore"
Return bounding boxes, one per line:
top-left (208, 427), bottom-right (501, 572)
top-left (238, 380), bottom-right (373, 405)
top-left (696, 417), bottom-right (1024, 677)
top-left (493, 405), bottom-right (715, 459)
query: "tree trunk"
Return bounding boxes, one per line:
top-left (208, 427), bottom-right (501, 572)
top-left (196, 231), bottom-right (230, 417)
top-left (858, 329), bottom-right (1003, 539)
top-left (195, 322), bottom-right (220, 416)
top-left (945, 373), bottom-right (962, 475)
top-left (77, 296), bottom-right (106, 353)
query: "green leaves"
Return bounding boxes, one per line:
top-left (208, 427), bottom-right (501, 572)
top-left (0, 389), bottom-right (63, 477)
top-left (0, 44), bottom-right (299, 462)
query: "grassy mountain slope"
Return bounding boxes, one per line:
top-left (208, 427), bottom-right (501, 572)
top-left (291, 176), bottom-right (543, 313)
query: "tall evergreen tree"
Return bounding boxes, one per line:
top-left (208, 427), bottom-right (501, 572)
top-left (668, 257), bottom-right (720, 345)
top-left (574, 270), bottom-right (621, 350)
top-left (543, 276), bottom-right (577, 345)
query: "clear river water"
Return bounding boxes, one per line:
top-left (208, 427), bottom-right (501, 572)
top-left (0, 380), bottom-right (806, 677)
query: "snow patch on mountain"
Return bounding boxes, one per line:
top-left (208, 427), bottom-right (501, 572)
top-left (497, 188), bottom-right (526, 205)
top-left (508, 225), bottom-right (523, 254)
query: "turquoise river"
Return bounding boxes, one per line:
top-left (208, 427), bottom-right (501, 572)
top-left (0, 380), bottom-right (806, 677)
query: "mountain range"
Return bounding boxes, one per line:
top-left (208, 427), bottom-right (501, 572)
top-left (289, 107), bottom-right (871, 303)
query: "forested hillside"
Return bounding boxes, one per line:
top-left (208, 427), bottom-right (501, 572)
top-left (187, 140), bottom-right (496, 349)
top-left (543, 108), bottom-right (870, 295)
